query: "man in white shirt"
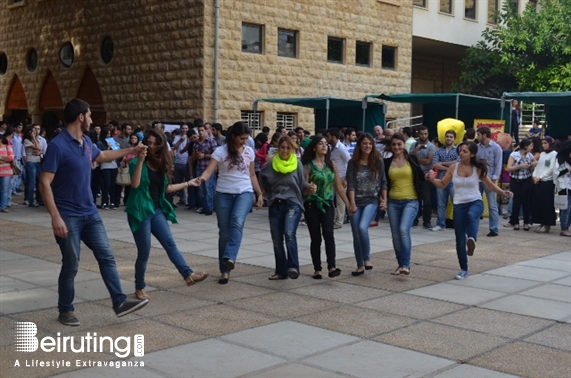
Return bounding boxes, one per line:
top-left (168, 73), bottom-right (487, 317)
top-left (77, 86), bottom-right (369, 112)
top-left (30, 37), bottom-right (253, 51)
top-left (326, 128), bottom-right (351, 229)
top-left (172, 123), bottom-right (190, 205)
top-left (403, 127), bottom-right (416, 152)
top-left (33, 124), bottom-right (48, 205)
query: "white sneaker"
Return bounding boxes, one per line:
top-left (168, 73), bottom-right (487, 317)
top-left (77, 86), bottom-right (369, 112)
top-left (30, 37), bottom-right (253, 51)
top-left (431, 226), bottom-right (444, 231)
top-left (23, 200), bottom-right (29, 205)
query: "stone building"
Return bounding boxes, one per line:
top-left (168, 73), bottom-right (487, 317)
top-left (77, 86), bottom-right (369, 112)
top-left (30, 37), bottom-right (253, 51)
top-left (0, 0), bottom-right (413, 135)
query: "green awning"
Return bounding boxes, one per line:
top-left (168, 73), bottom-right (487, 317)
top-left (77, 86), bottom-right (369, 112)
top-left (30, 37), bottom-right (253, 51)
top-left (254, 96), bottom-right (366, 109)
top-left (365, 93), bottom-right (501, 106)
top-left (503, 91), bottom-right (571, 106)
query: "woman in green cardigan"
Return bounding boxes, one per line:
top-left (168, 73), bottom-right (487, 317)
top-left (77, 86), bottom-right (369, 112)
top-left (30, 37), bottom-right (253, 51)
top-left (126, 129), bottom-right (208, 300)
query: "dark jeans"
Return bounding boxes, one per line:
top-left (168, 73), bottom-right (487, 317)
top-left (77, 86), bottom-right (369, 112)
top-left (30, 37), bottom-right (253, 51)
top-left (416, 179), bottom-right (432, 223)
top-left (509, 177), bottom-right (532, 225)
top-left (101, 168), bottom-right (118, 206)
top-left (269, 199), bottom-right (302, 277)
top-left (453, 200), bottom-right (483, 271)
top-left (91, 166), bottom-right (102, 203)
top-left (304, 200), bottom-right (336, 272)
top-left (174, 163), bottom-right (189, 204)
top-left (25, 161), bottom-right (40, 204)
top-left (114, 184), bottom-right (131, 206)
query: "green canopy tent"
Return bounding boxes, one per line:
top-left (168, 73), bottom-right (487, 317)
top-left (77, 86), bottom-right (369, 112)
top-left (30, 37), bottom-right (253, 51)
top-left (502, 92), bottom-right (571, 139)
top-left (364, 93), bottom-right (508, 137)
top-left (252, 96), bottom-right (386, 134)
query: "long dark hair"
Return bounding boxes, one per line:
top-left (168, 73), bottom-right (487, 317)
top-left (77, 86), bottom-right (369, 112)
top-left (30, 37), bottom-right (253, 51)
top-left (458, 142), bottom-right (488, 179)
top-left (23, 125), bottom-right (35, 142)
top-left (352, 133), bottom-right (380, 180)
top-left (226, 122), bottom-right (251, 166)
top-left (301, 136), bottom-right (334, 171)
top-left (143, 128), bottom-right (173, 177)
top-left (1, 126), bottom-right (14, 144)
top-left (530, 136), bottom-right (542, 155)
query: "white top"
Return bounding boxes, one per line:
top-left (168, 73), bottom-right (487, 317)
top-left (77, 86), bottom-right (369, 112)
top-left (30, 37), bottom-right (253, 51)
top-left (452, 164), bottom-right (481, 205)
top-left (330, 140), bottom-right (351, 178)
top-left (553, 161), bottom-right (571, 192)
top-left (212, 144), bottom-right (255, 194)
top-left (172, 135), bottom-right (189, 164)
top-left (532, 150), bottom-right (557, 182)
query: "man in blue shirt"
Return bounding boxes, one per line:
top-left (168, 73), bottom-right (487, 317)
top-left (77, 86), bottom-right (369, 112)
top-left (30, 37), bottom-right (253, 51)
top-left (431, 130), bottom-right (458, 231)
top-left (40, 99), bottom-right (149, 326)
top-left (476, 127), bottom-right (503, 237)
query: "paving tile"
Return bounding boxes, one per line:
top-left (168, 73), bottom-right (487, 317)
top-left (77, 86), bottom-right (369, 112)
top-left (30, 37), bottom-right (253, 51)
top-left (231, 292), bottom-right (337, 319)
top-left (8, 268), bottom-right (102, 287)
top-left (407, 283), bottom-right (506, 306)
top-left (516, 257), bottom-right (571, 272)
top-left (477, 265), bottom-right (570, 282)
top-left (154, 304), bottom-right (278, 337)
top-left (51, 367), bottom-right (166, 377)
top-left (48, 278), bottom-right (139, 302)
top-left (481, 295), bottom-right (571, 321)
top-left (288, 281), bottom-right (391, 304)
top-left (0, 257), bottom-right (61, 275)
top-left (356, 293), bottom-right (467, 319)
top-left (0, 276), bottom-right (36, 293)
top-left (446, 273), bottom-right (540, 293)
top-left (376, 322), bottom-right (509, 361)
top-left (172, 279), bottom-right (276, 303)
top-left (221, 321), bottom-right (358, 360)
top-left (400, 264), bottom-right (459, 282)
top-left (122, 290), bottom-right (215, 317)
top-left (519, 284), bottom-right (571, 303)
top-left (142, 339), bottom-right (285, 377)
top-left (552, 276), bottom-right (571, 286)
top-left (470, 342), bottom-right (571, 378)
top-left (303, 340), bottom-right (454, 377)
top-left (524, 324), bottom-right (571, 351)
top-left (0, 315), bottom-right (18, 346)
top-left (0, 251), bottom-right (28, 261)
top-left (433, 364), bottom-right (521, 377)
top-left (296, 305), bottom-right (416, 338)
top-left (433, 307), bottom-right (553, 339)
top-left (233, 272), bottom-right (324, 291)
top-left (339, 270), bottom-right (437, 292)
top-left (542, 251), bottom-right (571, 261)
top-left (0, 287), bottom-right (63, 314)
top-left (246, 363), bottom-right (348, 378)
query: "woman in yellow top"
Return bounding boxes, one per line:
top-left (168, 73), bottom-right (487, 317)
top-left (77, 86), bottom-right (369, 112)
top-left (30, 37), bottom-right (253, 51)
top-left (383, 133), bottom-right (426, 275)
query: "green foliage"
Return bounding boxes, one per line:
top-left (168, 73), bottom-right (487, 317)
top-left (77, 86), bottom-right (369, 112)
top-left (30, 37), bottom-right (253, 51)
top-left (453, 0), bottom-right (571, 97)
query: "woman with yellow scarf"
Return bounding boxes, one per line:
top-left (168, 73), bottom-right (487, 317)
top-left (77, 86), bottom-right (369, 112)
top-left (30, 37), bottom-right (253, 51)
top-left (259, 136), bottom-right (316, 280)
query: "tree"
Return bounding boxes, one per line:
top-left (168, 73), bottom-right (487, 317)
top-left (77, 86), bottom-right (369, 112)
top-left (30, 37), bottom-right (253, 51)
top-left (453, 0), bottom-right (571, 97)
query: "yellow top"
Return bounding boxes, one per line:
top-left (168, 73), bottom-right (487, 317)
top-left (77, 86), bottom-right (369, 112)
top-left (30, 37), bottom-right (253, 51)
top-left (388, 163), bottom-right (418, 200)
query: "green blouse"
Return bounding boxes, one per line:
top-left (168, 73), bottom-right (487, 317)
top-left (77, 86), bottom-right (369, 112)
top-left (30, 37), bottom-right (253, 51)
top-left (124, 157), bottom-right (177, 232)
top-left (305, 161), bottom-right (335, 213)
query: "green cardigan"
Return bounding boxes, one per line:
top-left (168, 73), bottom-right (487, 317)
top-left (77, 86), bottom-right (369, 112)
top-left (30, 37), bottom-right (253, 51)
top-left (124, 157), bottom-right (177, 232)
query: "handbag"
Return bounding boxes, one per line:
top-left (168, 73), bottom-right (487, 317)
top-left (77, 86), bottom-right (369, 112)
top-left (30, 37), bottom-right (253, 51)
top-left (116, 166), bottom-right (131, 186)
top-left (555, 189), bottom-right (569, 210)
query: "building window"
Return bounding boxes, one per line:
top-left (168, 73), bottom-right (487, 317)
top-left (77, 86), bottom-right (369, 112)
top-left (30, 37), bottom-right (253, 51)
top-left (465, 0), bottom-right (477, 19)
top-left (27, 48), bottom-right (37, 72)
top-left (241, 111), bottom-right (263, 131)
top-left (276, 113), bottom-right (296, 131)
top-left (439, 0), bottom-right (452, 14)
top-left (327, 37), bottom-right (344, 64)
top-left (488, 0), bottom-right (499, 23)
top-left (0, 52), bottom-right (7, 75)
top-left (242, 23), bottom-right (263, 54)
top-left (413, 0), bottom-right (426, 7)
top-left (355, 41), bottom-right (372, 67)
top-left (101, 36), bottom-right (114, 64)
top-left (278, 29), bottom-right (298, 58)
top-left (511, 0), bottom-right (520, 13)
top-left (381, 46), bottom-right (397, 70)
top-left (59, 42), bottom-right (74, 68)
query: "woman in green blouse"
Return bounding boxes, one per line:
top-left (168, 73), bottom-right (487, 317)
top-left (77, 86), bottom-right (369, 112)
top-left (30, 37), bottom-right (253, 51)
top-left (301, 136), bottom-right (354, 279)
top-left (125, 129), bottom-right (208, 301)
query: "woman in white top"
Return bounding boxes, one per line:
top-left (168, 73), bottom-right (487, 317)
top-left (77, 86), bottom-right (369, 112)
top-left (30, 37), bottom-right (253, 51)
top-left (427, 142), bottom-right (512, 280)
top-left (531, 136), bottom-right (558, 233)
top-left (554, 140), bottom-right (571, 237)
top-left (195, 122), bottom-right (264, 285)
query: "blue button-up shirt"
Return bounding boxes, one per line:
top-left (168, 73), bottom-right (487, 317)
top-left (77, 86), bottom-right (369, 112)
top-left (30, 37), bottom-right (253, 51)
top-left (477, 140), bottom-right (503, 181)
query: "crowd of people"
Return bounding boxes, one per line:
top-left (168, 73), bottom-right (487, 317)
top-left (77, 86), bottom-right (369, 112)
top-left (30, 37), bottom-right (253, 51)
top-left (1, 98), bottom-right (570, 326)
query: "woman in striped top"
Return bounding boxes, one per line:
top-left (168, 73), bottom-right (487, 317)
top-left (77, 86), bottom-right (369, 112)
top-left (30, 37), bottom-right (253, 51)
top-left (0, 126), bottom-right (15, 213)
top-left (505, 139), bottom-right (536, 231)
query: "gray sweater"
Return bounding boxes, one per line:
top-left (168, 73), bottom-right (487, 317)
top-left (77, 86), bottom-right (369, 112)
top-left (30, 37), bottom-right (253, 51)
top-left (346, 160), bottom-right (387, 207)
top-left (259, 162), bottom-right (308, 208)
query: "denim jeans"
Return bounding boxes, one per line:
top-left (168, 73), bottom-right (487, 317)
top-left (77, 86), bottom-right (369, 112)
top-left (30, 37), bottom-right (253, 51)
top-left (559, 193), bottom-right (571, 231)
top-left (196, 167), bottom-right (216, 212)
top-left (11, 160), bottom-right (23, 194)
top-left (453, 200), bottom-right (484, 271)
top-left (100, 168), bottom-right (118, 206)
top-left (173, 163), bottom-right (189, 203)
top-left (128, 208), bottom-right (193, 289)
top-left (215, 191), bottom-right (254, 273)
top-left (436, 182), bottom-right (454, 228)
top-left (25, 162), bottom-right (40, 204)
top-left (479, 182), bottom-right (499, 233)
top-left (91, 166), bottom-right (101, 203)
top-left (269, 199), bottom-right (302, 277)
top-left (387, 199), bottom-right (419, 269)
top-left (304, 200), bottom-right (336, 272)
top-left (55, 212), bottom-right (126, 312)
top-left (0, 176), bottom-right (11, 210)
top-left (350, 202), bottom-right (378, 268)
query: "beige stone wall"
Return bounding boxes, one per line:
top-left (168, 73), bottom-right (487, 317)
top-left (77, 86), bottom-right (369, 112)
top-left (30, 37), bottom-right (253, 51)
top-left (203, 0), bottom-right (413, 131)
top-left (412, 53), bottom-right (463, 94)
top-left (0, 0), bottom-right (205, 125)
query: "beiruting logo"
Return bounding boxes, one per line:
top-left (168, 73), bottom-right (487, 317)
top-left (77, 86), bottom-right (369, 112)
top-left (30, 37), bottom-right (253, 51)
top-left (14, 322), bottom-right (144, 358)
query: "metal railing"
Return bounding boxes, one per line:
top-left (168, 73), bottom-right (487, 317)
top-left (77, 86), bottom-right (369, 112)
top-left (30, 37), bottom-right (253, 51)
top-left (385, 115), bottom-right (423, 130)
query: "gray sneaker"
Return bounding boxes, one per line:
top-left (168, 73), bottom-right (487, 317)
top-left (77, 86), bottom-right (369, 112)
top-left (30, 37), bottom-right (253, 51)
top-left (58, 311), bottom-right (80, 326)
top-left (466, 237), bottom-right (476, 256)
top-left (114, 299), bottom-right (149, 317)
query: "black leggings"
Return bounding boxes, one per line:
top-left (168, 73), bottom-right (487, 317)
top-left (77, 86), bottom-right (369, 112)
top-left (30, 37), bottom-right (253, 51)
top-left (304, 200), bottom-right (336, 272)
top-left (509, 177), bottom-right (532, 225)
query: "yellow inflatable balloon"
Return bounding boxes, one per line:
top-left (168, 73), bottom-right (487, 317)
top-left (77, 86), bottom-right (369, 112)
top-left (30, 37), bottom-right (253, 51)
top-left (437, 118), bottom-right (465, 145)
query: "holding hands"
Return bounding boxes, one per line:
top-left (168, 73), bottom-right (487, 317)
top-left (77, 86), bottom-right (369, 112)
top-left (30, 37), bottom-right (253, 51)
top-left (425, 170), bottom-right (436, 181)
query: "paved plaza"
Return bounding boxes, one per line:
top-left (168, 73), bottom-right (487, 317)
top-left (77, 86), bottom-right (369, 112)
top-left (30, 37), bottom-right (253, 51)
top-left (0, 204), bottom-right (570, 378)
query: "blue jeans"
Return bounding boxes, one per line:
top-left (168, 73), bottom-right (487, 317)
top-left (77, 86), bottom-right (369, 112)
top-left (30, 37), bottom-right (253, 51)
top-left (269, 199), bottom-right (302, 277)
top-left (436, 182), bottom-right (454, 228)
top-left (55, 212), bottom-right (126, 312)
top-left (215, 191), bottom-right (254, 273)
top-left (387, 199), bottom-right (419, 269)
top-left (559, 194), bottom-right (571, 231)
top-left (196, 168), bottom-right (216, 212)
top-left (11, 160), bottom-right (23, 194)
top-left (453, 200), bottom-right (484, 271)
top-left (128, 208), bottom-right (193, 289)
top-left (479, 182), bottom-right (499, 233)
top-left (350, 203), bottom-right (378, 268)
top-left (0, 176), bottom-right (11, 210)
top-left (25, 162), bottom-right (40, 204)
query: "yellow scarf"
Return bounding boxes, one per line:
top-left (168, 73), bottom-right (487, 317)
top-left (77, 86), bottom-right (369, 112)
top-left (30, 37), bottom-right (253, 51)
top-left (272, 153), bottom-right (297, 174)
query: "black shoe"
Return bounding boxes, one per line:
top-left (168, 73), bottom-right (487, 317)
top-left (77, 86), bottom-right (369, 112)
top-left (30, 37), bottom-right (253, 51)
top-left (487, 231), bottom-right (498, 237)
top-left (114, 299), bottom-right (149, 317)
top-left (423, 222), bottom-right (432, 229)
top-left (223, 258), bottom-right (235, 271)
top-left (172, 203), bottom-right (178, 208)
top-left (110, 204), bottom-right (118, 210)
top-left (412, 220), bottom-right (419, 227)
top-left (328, 268), bottom-right (341, 278)
top-left (351, 270), bottom-right (364, 277)
top-left (203, 210), bottom-right (213, 216)
top-left (28, 203), bottom-right (39, 208)
top-left (58, 311), bottom-right (80, 326)
top-left (218, 277), bottom-right (229, 284)
top-left (287, 269), bottom-right (299, 279)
